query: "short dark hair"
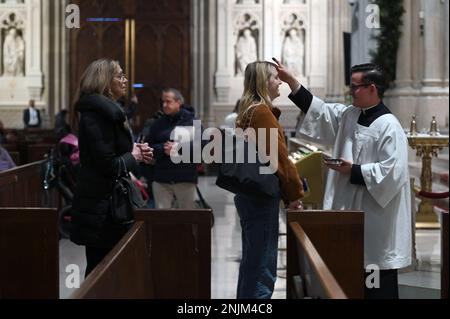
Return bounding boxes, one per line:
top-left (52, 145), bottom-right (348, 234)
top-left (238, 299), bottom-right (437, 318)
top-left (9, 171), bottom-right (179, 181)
top-left (351, 63), bottom-right (387, 98)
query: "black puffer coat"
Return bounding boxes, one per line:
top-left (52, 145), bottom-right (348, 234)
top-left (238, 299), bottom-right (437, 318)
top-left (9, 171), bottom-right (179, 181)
top-left (70, 94), bottom-right (138, 248)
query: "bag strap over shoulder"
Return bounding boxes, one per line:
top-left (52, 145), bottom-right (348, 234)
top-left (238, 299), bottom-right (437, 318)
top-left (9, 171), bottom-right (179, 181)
top-left (240, 104), bottom-right (262, 130)
top-left (116, 156), bottom-right (128, 178)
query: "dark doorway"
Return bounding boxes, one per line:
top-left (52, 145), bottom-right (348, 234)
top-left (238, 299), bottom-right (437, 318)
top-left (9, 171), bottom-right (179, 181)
top-left (69, 0), bottom-right (191, 133)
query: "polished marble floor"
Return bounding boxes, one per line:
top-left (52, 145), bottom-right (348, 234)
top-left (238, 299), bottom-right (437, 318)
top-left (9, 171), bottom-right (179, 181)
top-left (59, 176), bottom-right (442, 299)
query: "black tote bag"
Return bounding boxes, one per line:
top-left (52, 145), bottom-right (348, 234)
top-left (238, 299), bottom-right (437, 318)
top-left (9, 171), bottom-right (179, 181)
top-left (215, 105), bottom-right (280, 198)
top-left (216, 133), bottom-right (280, 198)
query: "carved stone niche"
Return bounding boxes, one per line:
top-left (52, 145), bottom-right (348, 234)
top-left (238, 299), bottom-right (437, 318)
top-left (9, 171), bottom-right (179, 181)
top-left (0, 9), bottom-right (28, 103)
top-left (280, 12), bottom-right (307, 77)
top-left (0, 0), bottom-right (44, 128)
top-left (232, 11), bottom-right (261, 77)
top-left (1, 12), bottom-right (25, 77)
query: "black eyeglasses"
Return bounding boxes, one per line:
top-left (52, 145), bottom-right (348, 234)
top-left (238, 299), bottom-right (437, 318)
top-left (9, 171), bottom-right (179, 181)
top-left (115, 73), bottom-right (127, 80)
top-left (349, 83), bottom-right (373, 92)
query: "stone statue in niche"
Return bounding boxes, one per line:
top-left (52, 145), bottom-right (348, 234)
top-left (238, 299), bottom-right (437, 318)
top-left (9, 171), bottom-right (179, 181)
top-left (235, 28), bottom-right (258, 76)
top-left (2, 27), bottom-right (25, 76)
top-left (282, 27), bottom-right (304, 76)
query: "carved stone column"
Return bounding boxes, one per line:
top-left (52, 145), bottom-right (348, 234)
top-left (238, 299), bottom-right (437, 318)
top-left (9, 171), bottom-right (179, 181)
top-left (418, 0), bottom-right (449, 130)
top-left (41, 0), bottom-right (69, 128)
top-left (421, 0), bottom-right (445, 90)
top-left (395, 0), bottom-right (413, 90)
top-left (326, 0), bottom-right (351, 102)
top-left (308, 0), bottom-right (327, 94)
top-left (26, 0), bottom-right (43, 100)
top-left (386, 0), bottom-right (449, 131)
top-left (443, 0), bottom-right (449, 88)
top-left (214, 0), bottom-right (232, 103)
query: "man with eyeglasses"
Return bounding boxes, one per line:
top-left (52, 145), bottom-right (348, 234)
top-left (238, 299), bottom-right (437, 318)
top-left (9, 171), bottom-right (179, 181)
top-left (273, 59), bottom-right (411, 299)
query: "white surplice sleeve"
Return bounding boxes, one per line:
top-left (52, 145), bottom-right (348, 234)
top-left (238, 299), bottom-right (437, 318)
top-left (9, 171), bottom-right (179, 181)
top-left (360, 123), bottom-right (409, 208)
top-left (297, 96), bottom-right (349, 146)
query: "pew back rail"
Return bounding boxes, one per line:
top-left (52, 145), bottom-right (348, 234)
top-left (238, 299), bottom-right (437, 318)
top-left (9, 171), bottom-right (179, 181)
top-left (287, 210), bottom-right (364, 299)
top-left (289, 221), bottom-right (347, 298)
top-left (71, 209), bottom-right (212, 299)
top-left (71, 222), bottom-right (154, 299)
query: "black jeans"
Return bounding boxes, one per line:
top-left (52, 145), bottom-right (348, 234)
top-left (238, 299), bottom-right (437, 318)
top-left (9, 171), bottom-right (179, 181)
top-left (364, 269), bottom-right (399, 299)
top-left (85, 246), bottom-right (112, 278)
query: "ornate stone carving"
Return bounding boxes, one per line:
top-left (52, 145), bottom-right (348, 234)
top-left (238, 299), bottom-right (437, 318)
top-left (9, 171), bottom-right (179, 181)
top-left (1, 12), bottom-right (25, 77)
top-left (233, 12), bottom-right (260, 76)
top-left (2, 27), bottom-right (24, 76)
top-left (281, 13), bottom-right (305, 76)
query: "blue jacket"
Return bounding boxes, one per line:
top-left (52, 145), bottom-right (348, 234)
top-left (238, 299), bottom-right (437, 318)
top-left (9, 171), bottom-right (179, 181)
top-left (147, 108), bottom-right (198, 184)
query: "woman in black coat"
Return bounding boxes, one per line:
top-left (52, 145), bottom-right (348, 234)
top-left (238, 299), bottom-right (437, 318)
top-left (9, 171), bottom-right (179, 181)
top-left (70, 59), bottom-right (152, 277)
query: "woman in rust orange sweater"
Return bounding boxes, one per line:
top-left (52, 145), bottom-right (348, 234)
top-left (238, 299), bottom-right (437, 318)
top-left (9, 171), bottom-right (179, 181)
top-left (234, 61), bottom-right (304, 299)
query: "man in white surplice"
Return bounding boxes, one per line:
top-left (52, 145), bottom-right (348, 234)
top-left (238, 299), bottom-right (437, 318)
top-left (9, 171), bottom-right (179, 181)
top-left (274, 58), bottom-right (411, 299)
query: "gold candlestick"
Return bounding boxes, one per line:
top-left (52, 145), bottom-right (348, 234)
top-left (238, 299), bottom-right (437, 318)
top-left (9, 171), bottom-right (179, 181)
top-left (407, 134), bottom-right (449, 228)
top-left (410, 115), bottom-right (417, 135)
top-left (429, 116), bottom-right (438, 136)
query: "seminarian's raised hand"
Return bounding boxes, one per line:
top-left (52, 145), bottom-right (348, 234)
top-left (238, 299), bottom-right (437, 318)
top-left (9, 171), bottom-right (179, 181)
top-left (272, 57), bottom-right (300, 92)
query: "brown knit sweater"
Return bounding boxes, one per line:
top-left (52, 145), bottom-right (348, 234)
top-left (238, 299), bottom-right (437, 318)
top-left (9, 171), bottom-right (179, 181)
top-left (238, 104), bottom-right (304, 204)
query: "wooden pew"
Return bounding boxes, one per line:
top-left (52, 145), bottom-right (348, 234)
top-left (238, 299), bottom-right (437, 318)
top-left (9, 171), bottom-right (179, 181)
top-left (71, 209), bottom-right (212, 299)
top-left (26, 143), bottom-right (54, 164)
top-left (0, 208), bottom-right (59, 299)
top-left (135, 209), bottom-right (211, 299)
top-left (2, 143), bottom-right (18, 153)
top-left (289, 221), bottom-right (347, 298)
top-left (7, 151), bottom-right (20, 166)
top-left (442, 211), bottom-right (448, 299)
top-left (287, 210), bottom-right (364, 299)
top-left (0, 160), bottom-right (57, 207)
top-left (71, 222), bottom-right (154, 299)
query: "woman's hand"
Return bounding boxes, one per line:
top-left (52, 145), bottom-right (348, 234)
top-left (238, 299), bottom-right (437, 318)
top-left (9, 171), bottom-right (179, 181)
top-left (272, 57), bottom-right (300, 92)
top-left (132, 143), bottom-right (153, 164)
top-left (288, 199), bottom-right (304, 210)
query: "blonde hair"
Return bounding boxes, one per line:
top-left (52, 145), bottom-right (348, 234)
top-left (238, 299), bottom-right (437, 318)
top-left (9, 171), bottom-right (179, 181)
top-left (236, 61), bottom-right (276, 127)
top-left (75, 58), bottom-right (119, 101)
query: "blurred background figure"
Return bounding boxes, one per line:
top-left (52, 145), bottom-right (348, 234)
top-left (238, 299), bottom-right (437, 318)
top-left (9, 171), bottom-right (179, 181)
top-left (54, 109), bottom-right (72, 141)
top-left (0, 120), bottom-right (6, 144)
top-left (23, 99), bottom-right (41, 129)
top-left (0, 145), bottom-right (16, 172)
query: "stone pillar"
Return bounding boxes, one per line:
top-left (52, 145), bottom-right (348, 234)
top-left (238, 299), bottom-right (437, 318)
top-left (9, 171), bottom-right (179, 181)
top-left (386, 0), bottom-right (448, 131)
top-left (444, 0), bottom-right (449, 88)
top-left (26, 0), bottom-right (44, 100)
top-left (192, 0), bottom-right (215, 126)
top-left (384, 0), bottom-right (420, 129)
top-left (41, 0), bottom-right (70, 128)
top-left (214, 0), bottom-right (232, 103)
top-left (326, 0), bottom-right (351, 102)
top-left (421, 0), bottom-right (444, 90)
top-left (418, 0), bottom-right (449, 131)
top-left (395, 0), bottom-right (413, 90)
top-left (411, 0), bottom-right (422, 89)
top-left (308, 0), bottom-right (327, 94)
